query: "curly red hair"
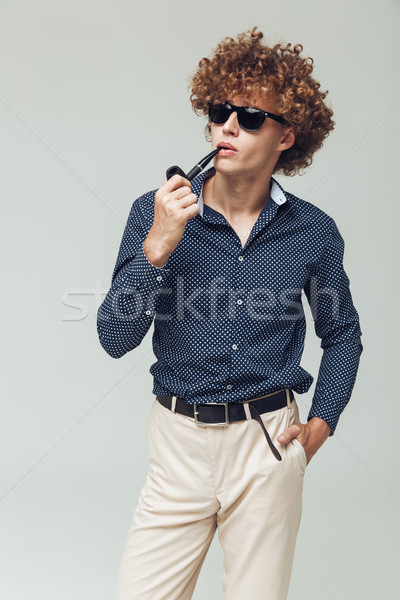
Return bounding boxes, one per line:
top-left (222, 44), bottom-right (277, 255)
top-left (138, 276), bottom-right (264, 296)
top-left (189, 27), bottom-right (335, 176)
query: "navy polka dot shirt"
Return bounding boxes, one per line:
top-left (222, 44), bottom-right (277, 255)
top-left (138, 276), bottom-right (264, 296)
top-left (97, 167), bottom-right (363, 435)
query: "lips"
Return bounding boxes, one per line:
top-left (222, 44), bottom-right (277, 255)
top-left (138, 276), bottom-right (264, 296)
top-left (217, 142), bottom-right (238, 151)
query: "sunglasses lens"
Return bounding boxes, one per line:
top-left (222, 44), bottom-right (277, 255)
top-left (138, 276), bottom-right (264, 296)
top-left (239, 108), bottom-right (265, 131)
top-left (209, 103), bottom-right (232, 124)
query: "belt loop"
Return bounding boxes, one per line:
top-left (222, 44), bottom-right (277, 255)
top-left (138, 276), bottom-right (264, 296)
top-left (243, 402), bottom-right (252, 420)
top-left (285, 388), bottom-right (291, 430)
top-left (171, 395), bottom-right (177, 413)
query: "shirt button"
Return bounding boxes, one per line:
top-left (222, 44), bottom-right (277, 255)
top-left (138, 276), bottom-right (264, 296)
top-left (238, 255), bottom-right (244, 262)
top-left (237, 299), bottom-right (243, 305)
top-left (156, 275), bottom-right (163, 281)
top-left (226, 384), bottom-right (233, 390)
top-left (232, 344), bottom-right (237, 350)
top-left (145, 310), bottom-right (152, 316)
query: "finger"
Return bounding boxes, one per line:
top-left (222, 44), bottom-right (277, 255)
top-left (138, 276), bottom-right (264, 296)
top-left (164, 174), bottom-right (191, 191)
top-left (178, 193), bottom-right (198, 208)
top-left (173, 185), bottom-right (193, 201)
top-left (277, 424), bottom-right (303, 444)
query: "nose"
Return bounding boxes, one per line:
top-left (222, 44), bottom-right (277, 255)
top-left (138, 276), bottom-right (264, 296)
top-left (221, 110), bottom-right (240, 136)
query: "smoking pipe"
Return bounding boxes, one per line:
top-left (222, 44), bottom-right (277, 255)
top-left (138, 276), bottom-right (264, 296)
top-left (166, 148), bottom-right (221, 182)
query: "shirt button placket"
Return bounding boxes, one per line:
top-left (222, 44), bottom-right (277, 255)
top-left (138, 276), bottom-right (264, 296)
top-left (229, 253), bottom-right (246, 393)
top-left (225, 255), bottom-right (244, 395)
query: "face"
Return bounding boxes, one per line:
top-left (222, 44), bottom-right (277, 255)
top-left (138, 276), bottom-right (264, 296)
top-left (211, 94), bottom-right (295, 180)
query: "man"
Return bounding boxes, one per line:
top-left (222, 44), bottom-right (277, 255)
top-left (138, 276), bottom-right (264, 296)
top-left (97, 28), bottom-right (363, 600)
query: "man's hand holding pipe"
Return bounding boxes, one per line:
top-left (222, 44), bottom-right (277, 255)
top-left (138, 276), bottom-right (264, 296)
top-left (143, 174), bottom-right (199, 268)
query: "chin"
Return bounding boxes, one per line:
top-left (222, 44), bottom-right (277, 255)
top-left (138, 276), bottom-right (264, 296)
top-left (215, 162), bottom-right (249, 177)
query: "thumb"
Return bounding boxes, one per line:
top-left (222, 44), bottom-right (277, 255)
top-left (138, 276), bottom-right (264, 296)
top-left (277, 424), bottom-right (302, 444)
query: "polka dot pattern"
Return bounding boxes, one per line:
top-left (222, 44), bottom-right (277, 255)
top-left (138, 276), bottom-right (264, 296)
top-left (97, 167), bottom-right (363, 435)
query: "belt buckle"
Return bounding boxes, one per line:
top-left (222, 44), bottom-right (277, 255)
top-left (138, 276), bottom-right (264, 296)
top-left (194, 402), bottom-right (229, 426)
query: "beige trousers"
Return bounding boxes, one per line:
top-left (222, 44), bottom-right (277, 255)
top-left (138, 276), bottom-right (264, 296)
top-left (114, 389), bottom-right (307, 600)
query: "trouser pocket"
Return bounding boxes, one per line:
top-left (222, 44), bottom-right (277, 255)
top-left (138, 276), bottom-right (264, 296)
top-left (290, 436), bottom-right (307, 470)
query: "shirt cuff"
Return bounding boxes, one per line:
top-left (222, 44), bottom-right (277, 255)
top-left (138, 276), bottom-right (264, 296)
top-left (117, 243), bottom-right (169, 284)
top-left (113, 244), bottom-right (170, 318)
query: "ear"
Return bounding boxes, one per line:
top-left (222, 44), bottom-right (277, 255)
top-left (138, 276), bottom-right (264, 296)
top-left (279, 126), bottom-right (296, 151)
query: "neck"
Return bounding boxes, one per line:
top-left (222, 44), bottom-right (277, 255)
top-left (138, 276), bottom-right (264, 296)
top-left (203, 170), bottom-right (272, 220)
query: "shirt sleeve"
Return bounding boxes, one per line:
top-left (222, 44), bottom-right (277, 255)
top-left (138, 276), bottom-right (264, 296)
top-left (96, 194), bottom-right (170, 358)
top-left (303, 218), bottom-right (363, 435)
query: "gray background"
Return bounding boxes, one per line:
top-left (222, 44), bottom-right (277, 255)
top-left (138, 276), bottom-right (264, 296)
top-left (1, 0), bottom-right (399, 598)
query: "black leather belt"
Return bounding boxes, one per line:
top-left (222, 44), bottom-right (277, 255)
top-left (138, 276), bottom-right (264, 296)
top-left (156, 388), bottom-right (294, 462)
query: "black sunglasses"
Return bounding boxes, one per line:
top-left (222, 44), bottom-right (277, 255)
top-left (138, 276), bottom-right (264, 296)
top-left (208, 101), bottom-right (286, 132)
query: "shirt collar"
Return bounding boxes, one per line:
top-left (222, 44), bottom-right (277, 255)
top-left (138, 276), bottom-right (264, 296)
top-left (191, 167), bottom-right (288, 218)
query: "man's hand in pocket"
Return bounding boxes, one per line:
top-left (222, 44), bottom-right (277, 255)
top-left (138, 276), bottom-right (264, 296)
top-left (277, 417), bottom-right (331, 464)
